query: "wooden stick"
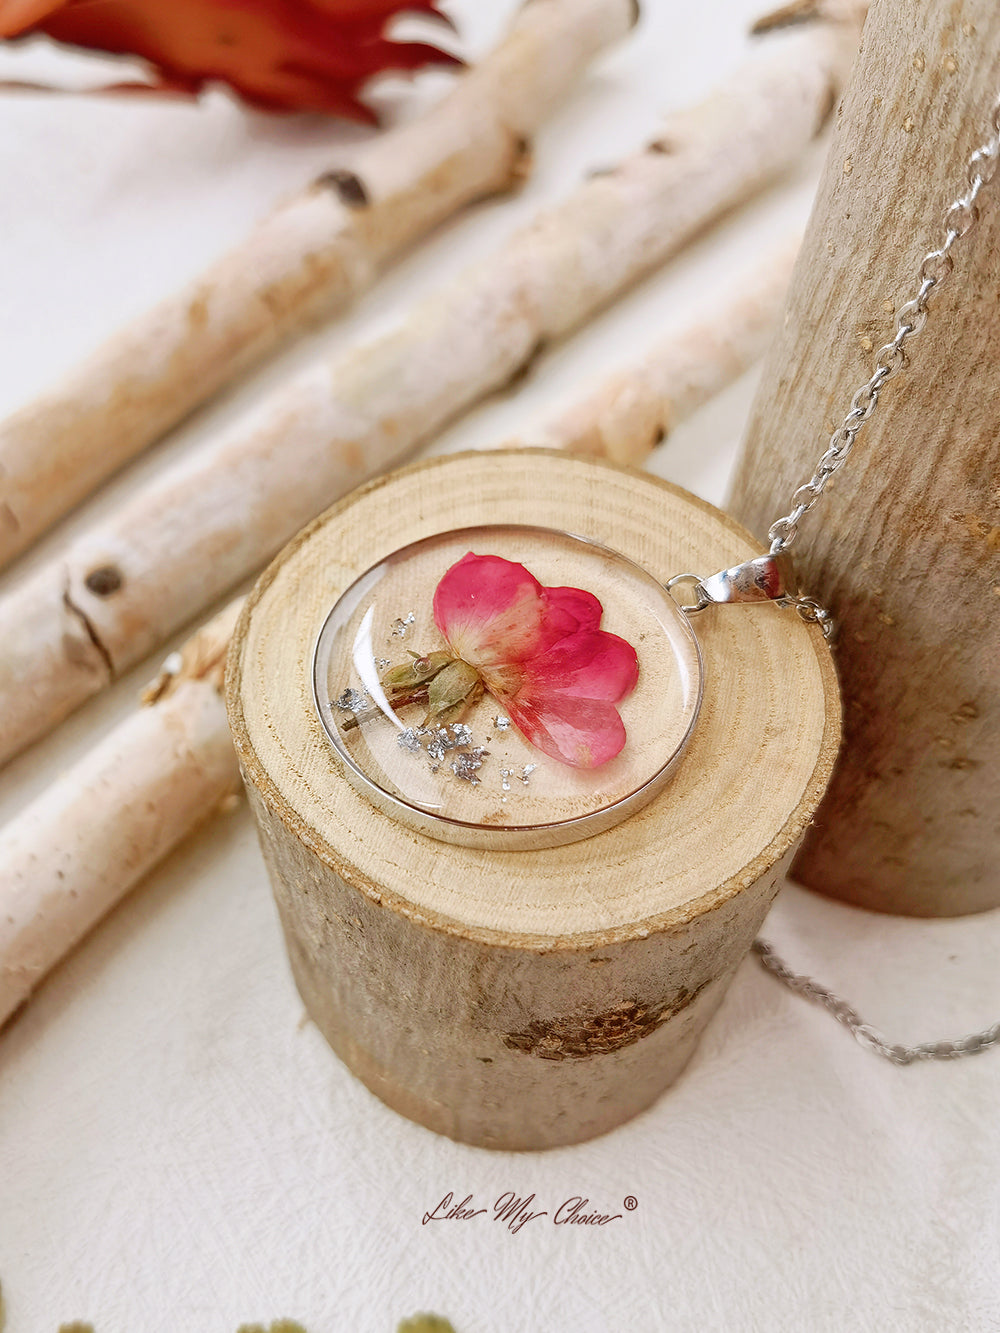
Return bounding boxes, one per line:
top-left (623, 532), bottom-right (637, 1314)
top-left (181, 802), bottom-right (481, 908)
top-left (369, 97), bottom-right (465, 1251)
top-left (0, 233), bottom-right (804, 1024)
top-left (521, 236), bottom-right (800, 463)
top-left (0, 16), bottom-right (860, 768)
top-left (0, 0), bottom-right (637, 569)
top-left (728, 0), bottom-right (1000, 916)
top-left (0, 602), bottom-right (242, 1028)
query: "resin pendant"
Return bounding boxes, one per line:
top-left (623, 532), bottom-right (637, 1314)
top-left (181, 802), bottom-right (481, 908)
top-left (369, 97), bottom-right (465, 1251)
top-left (313, 524), bottom-right (702, 849)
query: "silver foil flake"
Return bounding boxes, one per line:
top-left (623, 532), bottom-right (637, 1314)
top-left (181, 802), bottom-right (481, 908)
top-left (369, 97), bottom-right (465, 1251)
top-left (520, 764), bottom-right (538, 785)
top-left (425, 724), bottom-right (470, 761)
top-left (425, 734), bottom-right (448, 762)
top-left (391, 612), bottom-right (416, 638)
top-left (500, 768), bottom-right (512, 792)
top-left (452, 747), bottom-right (488, 784)
top-left (394, 721), bottom-right (490, 786)
top-left (377, 657), bottom-right (392, 670)
top-left (334, 687), bottom-right (369, 713)
top-left (493, 715), bottom-right (511, 731)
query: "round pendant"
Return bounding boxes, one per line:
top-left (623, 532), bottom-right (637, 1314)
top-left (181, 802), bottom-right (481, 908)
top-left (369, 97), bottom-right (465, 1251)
top-left (312, 525), bottom-right (702, 849)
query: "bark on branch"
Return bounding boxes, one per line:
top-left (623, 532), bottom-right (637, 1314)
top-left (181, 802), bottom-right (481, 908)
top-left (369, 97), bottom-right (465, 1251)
top-left (522, 236), bottom-right (800, 463)
top-left (0, 16), bottom-right (860, 767)
top-left (0, 0), bottom-right (637, 568)
top-left (0, 601), bottom-right (243, 1028)
top-left (728, 0), bottom-right (1000, 915)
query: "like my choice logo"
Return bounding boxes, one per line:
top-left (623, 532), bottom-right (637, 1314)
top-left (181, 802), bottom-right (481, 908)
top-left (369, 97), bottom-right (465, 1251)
top-left (422, 1191), bottom-right (638, 1233)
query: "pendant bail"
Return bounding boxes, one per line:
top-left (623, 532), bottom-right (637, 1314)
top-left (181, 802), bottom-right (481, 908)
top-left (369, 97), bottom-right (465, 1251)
top-left (669, 552), bottom-right (796, 613)
top-left (699, 551), bottom-right (797, 604)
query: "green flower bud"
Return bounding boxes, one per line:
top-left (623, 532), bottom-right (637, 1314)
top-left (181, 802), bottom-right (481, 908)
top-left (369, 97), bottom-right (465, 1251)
top-left (424, 659), bottom-right (483, 725)
top-left (381, 650), bottom-right (453, 692)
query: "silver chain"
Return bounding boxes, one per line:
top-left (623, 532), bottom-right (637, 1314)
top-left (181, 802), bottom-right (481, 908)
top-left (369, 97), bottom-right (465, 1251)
top-left (752, 95), bottom-right (1000, 1062)
top-left (753, 939), bottom-right (1000, 1065)
top-left (765, 95), bottom-right (1000, 640)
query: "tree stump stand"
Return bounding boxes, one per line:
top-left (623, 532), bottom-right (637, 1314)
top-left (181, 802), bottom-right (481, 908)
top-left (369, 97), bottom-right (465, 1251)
top-left (729, 0), bottom-right (1000, 915)
top-left (227, 450), bottom-right (839, 1149)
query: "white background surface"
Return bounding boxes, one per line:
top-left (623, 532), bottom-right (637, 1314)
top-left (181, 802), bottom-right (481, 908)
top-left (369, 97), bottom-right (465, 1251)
top-left (2, 3), bottom-right (999, 1330)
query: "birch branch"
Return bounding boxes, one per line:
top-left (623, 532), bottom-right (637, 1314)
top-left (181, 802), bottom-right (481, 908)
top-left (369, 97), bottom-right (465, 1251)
top-left (0, 0), bottom-right (637, 569)
top-left (0, 602), bottom-right (243, 1029)
top-left (520, 235), bottom-right (800, 463)
top-left (0, 15), bottom-right (861, 767)
top-left (0, 235), bottom-right (804, 1024)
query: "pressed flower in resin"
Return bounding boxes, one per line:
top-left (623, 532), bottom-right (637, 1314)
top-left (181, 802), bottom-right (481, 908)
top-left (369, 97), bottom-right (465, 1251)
top-left (315, 525), bottom-right (702, 848)
top-left (378, 552), bottom-right (638, 769)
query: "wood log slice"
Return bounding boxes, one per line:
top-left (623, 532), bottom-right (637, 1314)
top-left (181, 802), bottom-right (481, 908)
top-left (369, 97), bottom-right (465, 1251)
top-left (226, 450), bottom-right (839, 1150)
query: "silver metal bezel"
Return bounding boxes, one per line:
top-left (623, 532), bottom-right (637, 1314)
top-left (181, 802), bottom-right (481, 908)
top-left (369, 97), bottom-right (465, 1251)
top-left (311, 524), bottom-right (703, 851)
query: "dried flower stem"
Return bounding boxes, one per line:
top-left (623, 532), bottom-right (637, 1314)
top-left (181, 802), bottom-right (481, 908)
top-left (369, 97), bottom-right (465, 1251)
top-left (339, 688), bottom-right (430, 731)
top-left (0, 16), bottom-right (860, 768)
top-left (0, 0), bottom-right (637, 568)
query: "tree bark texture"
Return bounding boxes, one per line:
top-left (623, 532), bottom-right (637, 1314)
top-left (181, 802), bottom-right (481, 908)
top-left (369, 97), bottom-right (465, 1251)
top-left (728, 0), bottom-right (1000, 914)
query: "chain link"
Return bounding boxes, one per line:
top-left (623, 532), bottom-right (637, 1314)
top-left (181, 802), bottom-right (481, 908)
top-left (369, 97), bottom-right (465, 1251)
top-left (766, 95), bottom-right (1000, 633)
top-left (775, 594), bottom-right (835, 640)
top-left (753, 939), bottom-right (1000, 1065)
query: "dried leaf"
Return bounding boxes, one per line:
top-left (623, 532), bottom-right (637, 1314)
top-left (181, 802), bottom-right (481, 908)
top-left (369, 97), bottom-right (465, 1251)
top-left (0, 0), bottom-right (459, 117)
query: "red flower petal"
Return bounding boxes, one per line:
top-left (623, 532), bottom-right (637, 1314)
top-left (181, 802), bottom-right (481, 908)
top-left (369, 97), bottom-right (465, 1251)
top-left (0, 0), bottom-right (62, 29)
top-left (492, 630), bottom-right (638, 768)
top-left (505, 694), bottom-right (628, 770)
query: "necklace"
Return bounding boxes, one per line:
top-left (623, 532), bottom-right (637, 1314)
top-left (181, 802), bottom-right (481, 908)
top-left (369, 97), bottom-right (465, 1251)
top-left (312, 96), bottom-right (999, 859)
top-left (753, 96), bottom-right (1000, 1067)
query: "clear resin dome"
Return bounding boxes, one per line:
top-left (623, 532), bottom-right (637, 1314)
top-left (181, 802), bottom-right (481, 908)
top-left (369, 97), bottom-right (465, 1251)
top-left (313, 525), bottom-right (702, 849)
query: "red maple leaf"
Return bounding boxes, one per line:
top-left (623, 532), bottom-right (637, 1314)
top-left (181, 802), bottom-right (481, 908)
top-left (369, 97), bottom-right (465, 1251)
top-left (0, 0), bottom-right (459, 118)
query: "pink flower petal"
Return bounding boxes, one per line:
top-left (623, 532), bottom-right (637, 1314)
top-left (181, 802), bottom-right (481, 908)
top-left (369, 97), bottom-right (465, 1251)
top-left (517, 630), bottom-right (639, 702)
top-left (433, 553), bottom-right (547, 667)
top-left (505, 693), bottom-right (628, 769)
top-left (434, 554), bottom-right (610, 669)
top-left (541, 585), bottom-right (603, 636)
top-left (485, 631), bottom-right (638, 768)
